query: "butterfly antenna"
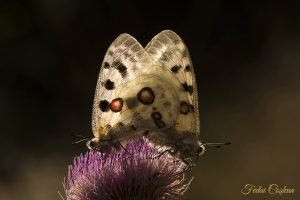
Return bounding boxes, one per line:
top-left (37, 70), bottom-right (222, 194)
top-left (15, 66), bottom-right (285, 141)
top-left (71, 133), bottom-right (89, 144)
top-left (72, 138), bottom-right (89, 144)
top-left (204, 142), bottom-right (231, 148)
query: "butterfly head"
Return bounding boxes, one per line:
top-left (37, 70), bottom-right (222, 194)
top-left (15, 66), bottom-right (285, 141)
top-left (86, 137), bottom-right (114, 153)
top-left (86, 137), bottom-right (99, 150)
top-left (88, 124), bottom-right (113, 149)
top-left (178, 137), bottom-right (206, 158)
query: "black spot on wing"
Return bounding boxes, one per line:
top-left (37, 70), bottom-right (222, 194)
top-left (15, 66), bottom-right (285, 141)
top-left (104, 79), bottom-right (115, 90)
top-left (180, 101), bottom-right (190, 115)
top-left (154, 120), bottom-right (166, 128)
top-left (171, 65), bottom-right (182, 73)
top-left (118, 122), bottom-right (125, 127)
top-left (182, 82), bottom-right (193, 94)
top-left (117, 63), bottom-right (127, 78)
top-left (116, 61), bottom-right (128, 78)
top-left (112, 60), bottom-right (128, 78)
top-left (104, 62), bottom-right (110, 69)
top-left (137, 87), bottom-right (155, 105)
top-left (184, 65), bottom-right (191, 72)
top-left (99, 100), bottom-right (109, 112)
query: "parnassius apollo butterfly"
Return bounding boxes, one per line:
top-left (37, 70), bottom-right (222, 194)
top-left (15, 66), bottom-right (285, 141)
top-left (87, 30), bottom-right (229, 161)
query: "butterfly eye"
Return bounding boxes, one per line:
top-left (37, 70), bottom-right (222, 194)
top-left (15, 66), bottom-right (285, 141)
top-left (197, 147), bottom-right (203, 153)
top-left (197, 145), bottom-right (206, 156)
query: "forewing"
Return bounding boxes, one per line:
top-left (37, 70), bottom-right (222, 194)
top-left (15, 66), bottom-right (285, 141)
top-left (145, 30), bottom-right (200, 138)
top-left (92, 33), bottom-right (153, 138)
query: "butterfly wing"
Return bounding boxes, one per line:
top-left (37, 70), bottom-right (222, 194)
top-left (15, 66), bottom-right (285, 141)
top-left (145, 30), bottom-right (201, 139)
top-left (92, 33), bottom-right (181, 139)
top-left (92, 33), bottom-right (151, 138)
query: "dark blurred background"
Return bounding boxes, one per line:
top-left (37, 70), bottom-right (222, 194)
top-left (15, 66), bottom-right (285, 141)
top-left (0, 0), bottom-right (299, 199)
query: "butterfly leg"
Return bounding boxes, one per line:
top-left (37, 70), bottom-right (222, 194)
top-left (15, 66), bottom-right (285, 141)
top-left (147, 148), bottom-right (175, 160)
top-left (195, 153), bottom-right (200, 162)
top-left (182, 157), bottom-right (193, 169)
top-left (116, 141), bottom-right (132, 155)
top-left (173, 155), bottom-right (193, 176)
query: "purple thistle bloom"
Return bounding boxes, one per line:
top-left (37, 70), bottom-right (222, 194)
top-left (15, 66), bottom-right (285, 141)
top-left (64, 138), bottom-right (192, 200)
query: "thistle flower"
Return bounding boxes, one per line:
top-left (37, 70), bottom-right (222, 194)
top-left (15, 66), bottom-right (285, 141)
top-left (64, 138), bottom-right (191, 200)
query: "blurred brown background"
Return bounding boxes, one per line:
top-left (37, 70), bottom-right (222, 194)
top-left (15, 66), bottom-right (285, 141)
top-left (0, 0), bottom-right (299, 200)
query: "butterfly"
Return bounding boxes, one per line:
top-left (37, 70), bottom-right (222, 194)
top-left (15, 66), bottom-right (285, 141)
top-left (87, 30), bottom-right (229, 163)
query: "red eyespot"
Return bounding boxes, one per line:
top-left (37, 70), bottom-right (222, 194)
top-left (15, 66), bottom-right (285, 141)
top-left (109, 98), bottom-right (123, 112)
